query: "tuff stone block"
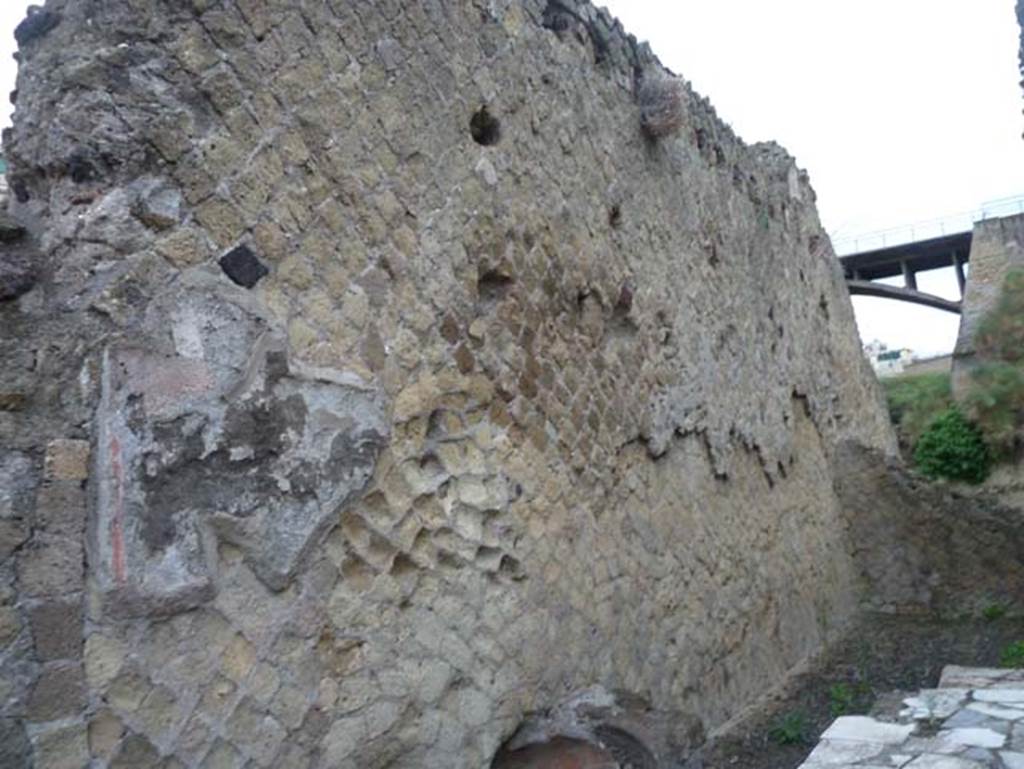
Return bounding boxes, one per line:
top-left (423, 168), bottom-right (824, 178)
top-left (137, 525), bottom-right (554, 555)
top-left (26, 662), bottom-right (85, 722)
top-left (34, 482), bottom-right (87, 537)
top-left (43, 440), bottom-right (89, 482)
top-left (0, 451), bottom-right (35, 558)
top-left (17, 534), bottom-right (84, 598)
top-left (109, 733), bottom-right (161, 769)
top-left (28, 599), bottom-right (83, 660)
top-left (30, 721), bottom-right (89, 769)
top-left (88, 709), bottom-right (125, 761)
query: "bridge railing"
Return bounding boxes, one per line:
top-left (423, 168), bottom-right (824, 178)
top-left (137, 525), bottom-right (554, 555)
top-left (831, 195), bottom-right (1024, 257)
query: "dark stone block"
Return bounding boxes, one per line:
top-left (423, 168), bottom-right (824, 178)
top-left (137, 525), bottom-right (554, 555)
top-left (26, 662), bottom-right (85, 722)
top-left (0, 213), bottom-right (26, 243)
top-left (35, 481), bottom-right (87, 537)
top-left (29, 599), bottom-right (83, 661)
top-left (11, 179), bottom-right (29, 204)
top-left (18, 533), bottom-right (85, 598)
top-left (219, 245), bottom-right (269, 288)
top-left (67, 152), bottom-right (95, 184)
top-left (0, 718), bottom-right (31, 768)
top-left (109, 733), bottom-right (160, 769)
top-left (14, 10), bottom-right (61, 47)
top-left (0, 250), bottom-right (35, 301)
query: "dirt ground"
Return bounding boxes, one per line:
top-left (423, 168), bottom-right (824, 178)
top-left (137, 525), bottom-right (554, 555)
top-left (694, 613), bottom-right (1024, 769)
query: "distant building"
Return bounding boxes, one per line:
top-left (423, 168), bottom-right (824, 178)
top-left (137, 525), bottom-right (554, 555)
top-left (864, 339), bottom-right (914, 377)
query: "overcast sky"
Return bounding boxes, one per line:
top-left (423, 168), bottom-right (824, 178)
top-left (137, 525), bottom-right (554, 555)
top-left (600, 1), bottom-right (1023, 356)
top-left (0, 3), bottom-right (26, 126)
top-left (1, 2), bottom-right (1021, 356)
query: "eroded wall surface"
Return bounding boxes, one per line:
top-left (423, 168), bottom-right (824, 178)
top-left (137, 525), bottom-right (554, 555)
top-left (834, 442), bottom-right (1024, 616)
top-left (0, 1), bottom-right (895, 766)
top-left (952, 214), bottom-right (1024, 397)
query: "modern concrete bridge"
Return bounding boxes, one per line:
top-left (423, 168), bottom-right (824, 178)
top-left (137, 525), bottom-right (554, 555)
top-left (834, 197), bottom-right (1024, 315)
top-left (839, 230), bottom-right (970, 314)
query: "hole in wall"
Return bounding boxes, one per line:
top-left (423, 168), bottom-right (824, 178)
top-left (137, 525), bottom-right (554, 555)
top-left (11, 178), bottom-right (29, 203)
top-left (470, 106), bottom-right (502, 146)
top-left (67, 152), bottom-right (96, 184)
top-left (389, 553), bottom-right (419, 578)
top-left (477, 268), bottom-right (513, 304)
top-left (695, 127), bottom-right (708, 152)
top-left (542, 2), bottom-right (575, 34)
top-left (608, 205), bottom-right (622, 229)
top-left (498, 555), bottom-right (524, 580)
top-left (611, 280), bottom-right (637, 334)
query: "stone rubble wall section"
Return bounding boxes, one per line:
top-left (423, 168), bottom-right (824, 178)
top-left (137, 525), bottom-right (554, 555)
top-left (834, 442), bottom-right (1024, 616)
top-left (952, 213), bottom-right (1024, 397)
top-left (0, 1), bottom-right (895, 767)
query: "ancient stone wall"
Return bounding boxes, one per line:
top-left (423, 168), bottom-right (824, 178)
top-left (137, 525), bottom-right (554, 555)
top-left (834, 442), bottom-right (1024, 616)
top-left (952, 214), bottom-right (1024, 396)
top-left (0, 1), bottom-right (896, 767)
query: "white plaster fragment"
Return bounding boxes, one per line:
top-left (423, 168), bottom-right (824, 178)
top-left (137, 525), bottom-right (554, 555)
top-left (799, 738), bottom-right (885, 767)
top-left (903, 689), bottom-right (969, 720)
top-left (939, 727), bottom-right (1006, 749)
top-left (966, 701), bottom-right (1024, 720)
top-left (903, 755), bottom-right (988, 768)
top-left (172, 311), bottom-right (205, 359)
top-left (975, 689), bottom-right (1024, 704)
top-left (475, 156), bottom-right (498, 187)
top-left (1000, 751), bottom-right (1024, 769)
top-left (821, 716), bottom-right (915, 745)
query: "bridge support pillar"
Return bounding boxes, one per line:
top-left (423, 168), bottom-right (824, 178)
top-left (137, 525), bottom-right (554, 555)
top-left (953, 213), bottom-right (1024, 398)
top-left (953, 253), bottom-right (966, 299)
top-left (901, 260), bottom-right (917, 290)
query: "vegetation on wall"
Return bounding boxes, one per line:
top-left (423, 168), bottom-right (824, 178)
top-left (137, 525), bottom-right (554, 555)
top-left (960, 269), bottom-right (1024, 459)
top-left (912, 408), bottom-right (991, 484)
top-left (879, 270), bottom-right (1024, 482)
top-left (962, 362), bottom-right (1024, 458)
top-left (973, 269), bottom-right (1024, 364)
top-left (880, 372), bottom-right (953, 451)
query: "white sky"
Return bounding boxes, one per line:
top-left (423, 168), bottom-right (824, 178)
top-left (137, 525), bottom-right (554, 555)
top-left (0, 2), bottom-right (28, 127)
top-left (0, 2), bottom-right (1021, 356)
top-left (603, 0), bottom-right (1023, 357)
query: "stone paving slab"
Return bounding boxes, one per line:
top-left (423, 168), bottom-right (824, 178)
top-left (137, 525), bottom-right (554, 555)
top-left (797, 667), bottom-right (1024, 769)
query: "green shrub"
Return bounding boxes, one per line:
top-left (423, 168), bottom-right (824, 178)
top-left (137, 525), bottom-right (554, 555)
top-left (913, 408), bottom-right (991, 484)
top-left (983, 603), bottom-right (1008, 622)
top-left (827, 681), bottom-right (871, 717)
top-left (1000, 640), bottom-right (1024, 668)
top-left (768, 711), bottom-right (809, 745)
top-left (880, 372), bottom-right (953, 449)
top-left (963, 361), bottom-right (1024, 458)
